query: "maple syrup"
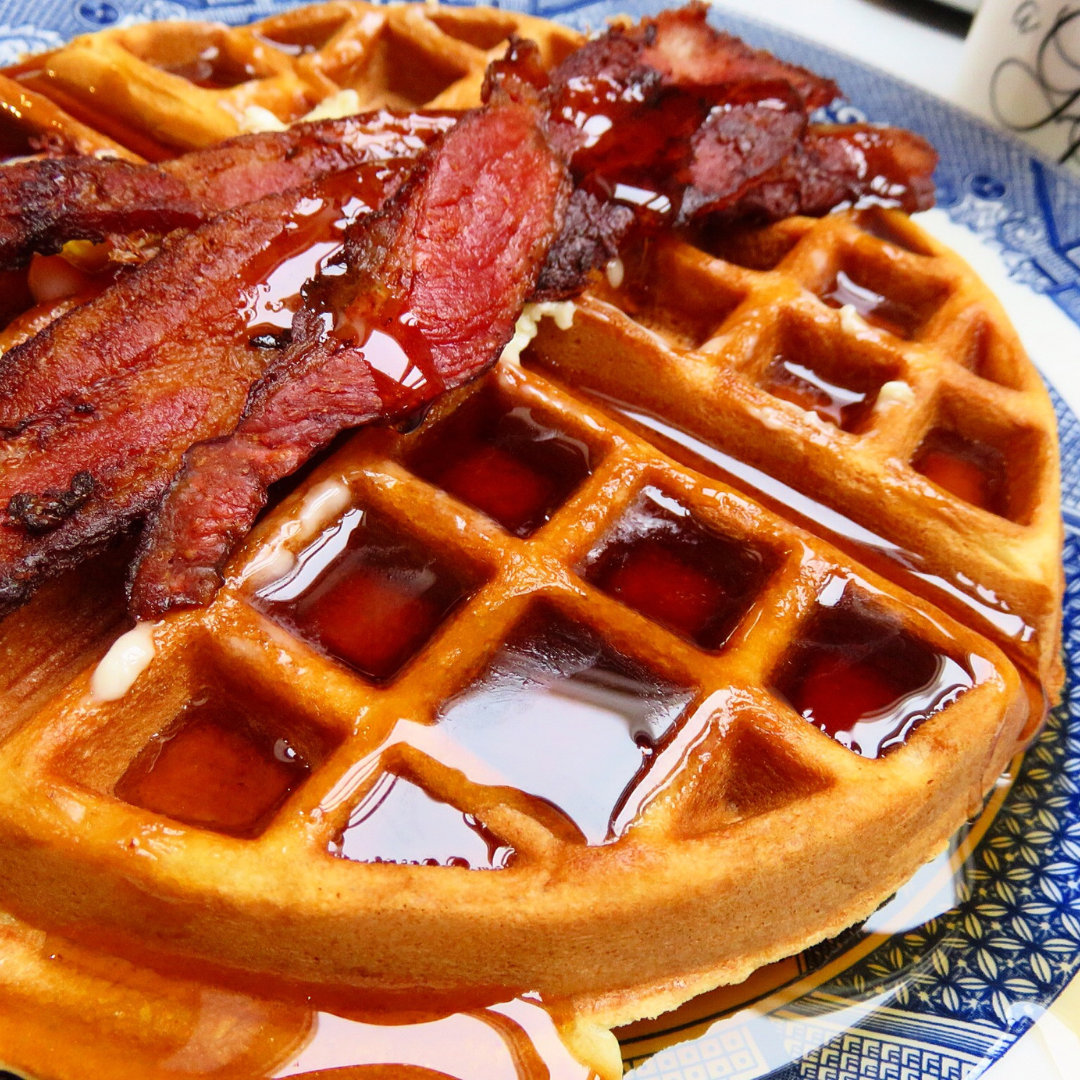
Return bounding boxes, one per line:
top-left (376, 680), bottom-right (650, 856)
top-left (155, 45), bottom-right (260, 90)
top-left (822, 269), bottom-right (925, 339)
top-left (764, 356), bottom-right (878, 430)
top-left (584, 486), bottom-right (771, 650)
top-left (330, 771), bottom-right (514, 869)
top-left (913, 427), bottom-right (1007, 516)
top-left (114, 691), bottom-right (313, 837)
top-left (243, 167), bottom-right (393, 342)
top-left (526, 380), bottom-right (1034, 652)
top-left (436, 605), bottom-right (694, 844)
top-left (409, 386), bottom-right (593, 536)
top-left (772, 584), bottom-right (974, 757)
top-left (257, 506), bottom-right (474, 681)
top-left (275, 996), bottom-right (595, 1078)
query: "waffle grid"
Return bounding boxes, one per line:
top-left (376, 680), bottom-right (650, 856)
top-left (536, 209), bottom-right (1062, 686)
top-left (0, 1), bottom-right (580, 158)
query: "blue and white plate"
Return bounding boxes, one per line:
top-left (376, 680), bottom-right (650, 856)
top-left (0, 1), bottom-right (1077, 1078)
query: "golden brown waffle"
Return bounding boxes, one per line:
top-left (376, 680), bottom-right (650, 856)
top-left (554, 209), bottom-right (1064, 696)
top-left (0, 336), bottom-right (1039, 1028)
top-left (4, 1), bottom-right (580, 157)
top-left (0, 72), bottom-right (137, 161)
top-left (0, 5), bottom-right (1064, 1077)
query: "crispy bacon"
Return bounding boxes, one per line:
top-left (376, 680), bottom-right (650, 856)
top-left (636, 4), bottom-right (838, 108)
top-left (128, 94), bottom-right (570, 619)
top-left (0, 112), bottom-right (454, 269)
top-left (0, 7), bottom-right (943, 621)
top-left (0, 161), bottom-right (409, 614)
top-left (0, 158), bottom-right (201, 268)
top-left (709, 123), bottom-right (939, 223)
top-left (542, 4), bottom-right (935, 227)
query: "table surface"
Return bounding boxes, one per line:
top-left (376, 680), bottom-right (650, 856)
top-left (708, 3), bottom-right (1080, 1078)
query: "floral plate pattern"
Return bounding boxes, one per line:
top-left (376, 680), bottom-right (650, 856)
top-left (0, 1), bottom-right (1078, 1077)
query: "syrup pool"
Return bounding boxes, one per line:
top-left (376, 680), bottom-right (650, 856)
top-left (764, 356), bottom-right (877, 430)
top-left (274, 996), bottom-right (595, 1079)
top-left (435, 605), bottom-right (694, 845)
top-left (823, 268), bottom-right (924, 339)
top-left (257, 506), bottom-right (474, 682)
top-left (409, 386), bottom-right (593, 536)
top-left (772, 580), bottom-right (976, 757)
top-left (114, 691), bottom-right (311, 837)
top-left (331, 771), bottom-right (514, 869)
top-left (584, 486), bottom-right (771, 650)
top-left (913, 427), bottom-right (1008, 516)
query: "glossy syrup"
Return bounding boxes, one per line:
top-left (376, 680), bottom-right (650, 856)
top-left (764, 356), bottom-right (877, 430)
top-left (544, 386), bottom-right (1036, 652)
top-left (114, 692), bottom-right (311, 837)
top-left (257, 507), bottom-right (473, 681)
top-left (823, 269), bottom-right (924, 339)
top-left (584, 486), bottom-right (771, 650)
top-left (435, 605), bottom-right (694, 845)
top-left (156, 45), bottom-right (260, 90)
top-left (913, 427), bottom-right (1008, 516)
top-left (242, 166), bottom-right (391, 343)
top-left (330, 772), bottom-right (514, 869)
top-left (409, 387), bottom-right (593, 536)
top-left (274, 996), bottom-right (595, 1079)
top-left (772, 582), bottom-right (975, 757)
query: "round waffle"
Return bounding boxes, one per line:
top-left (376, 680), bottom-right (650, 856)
top-left (0, 3), bottom-right (1065, 1075)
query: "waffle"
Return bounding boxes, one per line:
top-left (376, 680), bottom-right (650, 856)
top-left (3, 1), bottom-right (580, 158)
top-left (0, 4), bottom-right (1065, 1078)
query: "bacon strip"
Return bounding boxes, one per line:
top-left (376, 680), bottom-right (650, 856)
top-left (128, 94), bottom-right (570, 619)
top-left (0, 160), bottom-right (410, 614)
top-left (0, 112), bottom-right (454, 269)
top-left (543, 5), bottom-right (935, 228)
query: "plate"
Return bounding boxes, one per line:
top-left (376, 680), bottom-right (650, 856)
top-left (0, 1), bottom-right (1076, 1078)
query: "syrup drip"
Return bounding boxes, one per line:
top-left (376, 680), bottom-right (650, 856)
top-left (243, 167), bottom-right (389, 341)
top-left (410, 388), bottom-right (592, 536)
top-left (823, 269), bottom-right (923, 339)
top-left (115, 692), bottom-right (311, 837)
top-left (436, 605), bottom-right (694, 845)
top-left (913, 428), bottom-right (1007, 516)
top-left (257, 507), bottom-right (472, 681)
top-left (550, 389), bottom-right (1035, 650)
top-left (585, 486), bottom-right (770, 650)
top-left (764, 357), bottom-right (875, 430)
top-left (330, 772), bottom-right (514, 869)
top-left (772, 583), bottom-right (975, 758)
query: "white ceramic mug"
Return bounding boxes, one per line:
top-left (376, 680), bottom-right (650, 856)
top-left (955, 0), bottom-right (1080, 169)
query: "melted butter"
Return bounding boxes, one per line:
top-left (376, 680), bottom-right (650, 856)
top-left (239, 478), bottom-right (352, 591)
top-left (89, 622), bottom-right (157, 702)
top-left (876, 379), bottom-right (915, 408)
top-left (501, 302), bottom-right (577, 366)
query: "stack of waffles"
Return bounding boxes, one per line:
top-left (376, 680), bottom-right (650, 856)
top-left (0, 5), bottom-right (1064, 1079)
